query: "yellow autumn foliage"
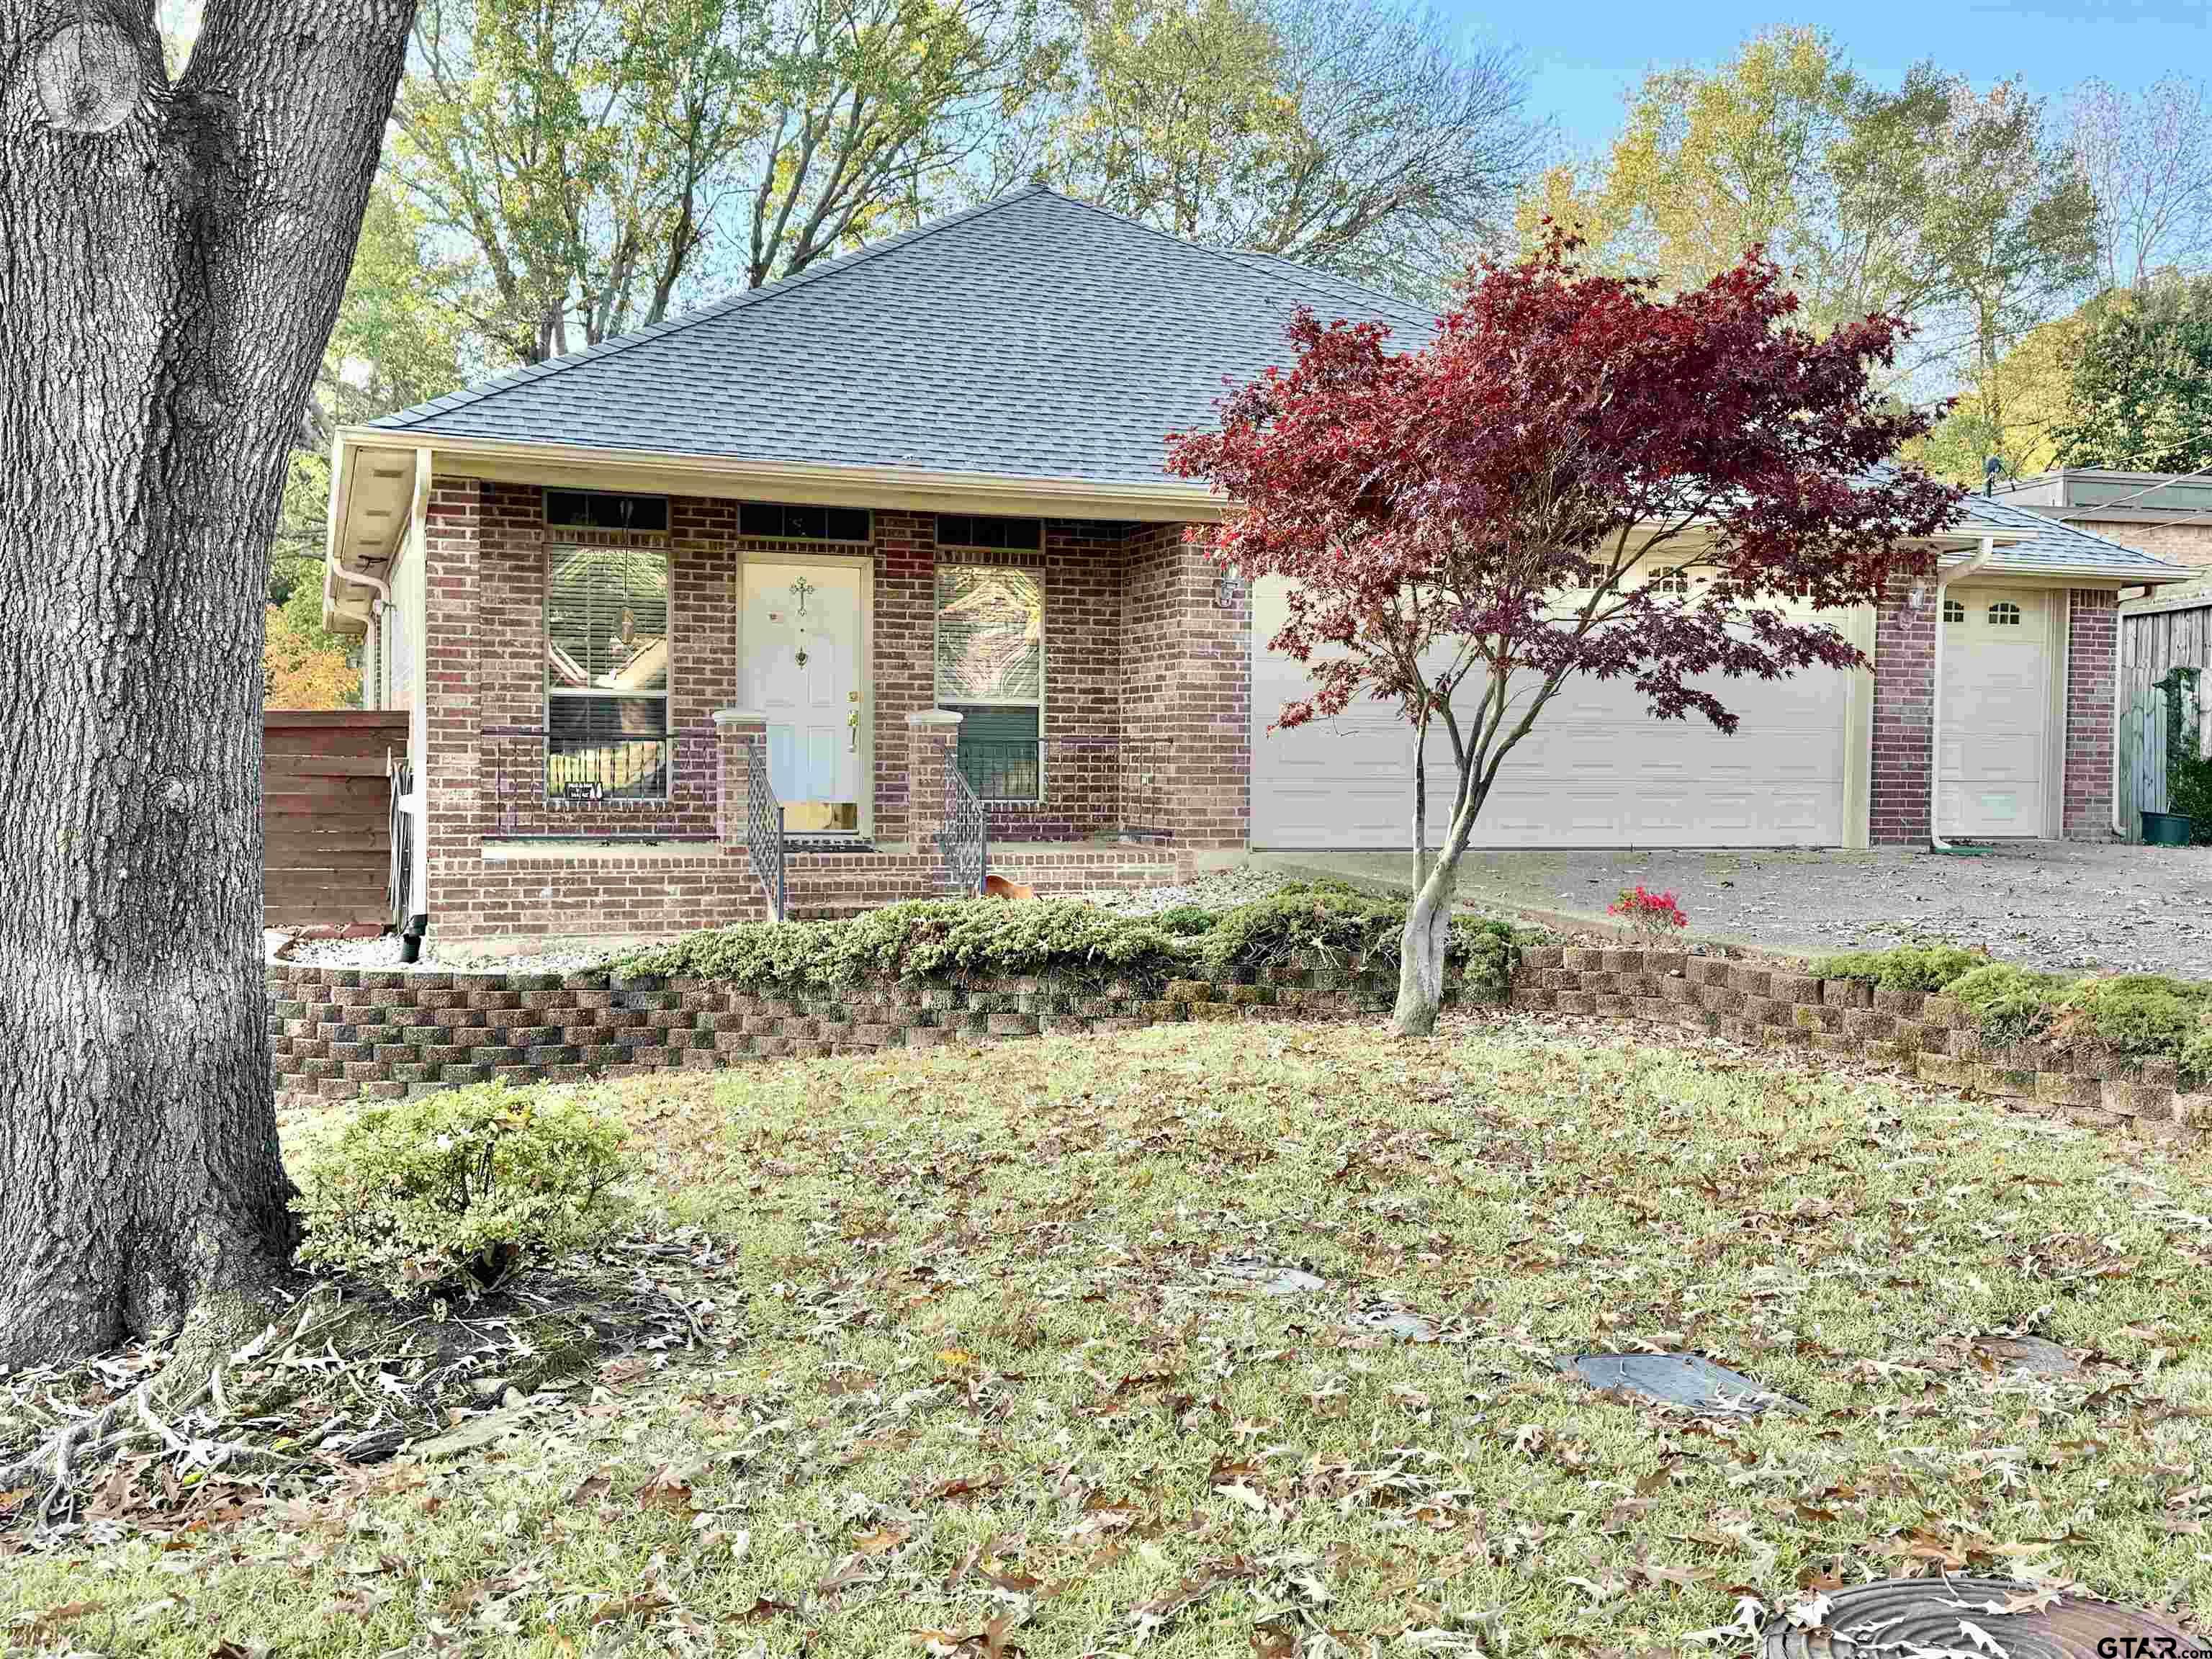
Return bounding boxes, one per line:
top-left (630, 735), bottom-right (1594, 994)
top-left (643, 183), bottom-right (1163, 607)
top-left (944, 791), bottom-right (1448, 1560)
top-left (265, 601), bottom-right (360, 710)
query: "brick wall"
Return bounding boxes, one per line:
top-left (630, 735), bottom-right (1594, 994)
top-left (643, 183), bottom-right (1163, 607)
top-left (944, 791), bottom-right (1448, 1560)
top-left (420, 480), bottom-right (1256, 942)
top-left (475, 485), bottom-right (733, 843)
top-left (446, 842), bottom-right (1177, 937)
top-left (1868, 576), bottom-right (1936, 845)
top-left (423, 478), bottom-right (485, 930)
top-left (2064, 589), bottom-right (2118, 838)
top-left (2078, 518), bottom-right (2212, 572)
top-left (272, 948), bottom-right (2207, 1150)
top-left (420, 480), bottom-right (1234, 938)
top-left (1123, 524), bottom-right (1251, 855)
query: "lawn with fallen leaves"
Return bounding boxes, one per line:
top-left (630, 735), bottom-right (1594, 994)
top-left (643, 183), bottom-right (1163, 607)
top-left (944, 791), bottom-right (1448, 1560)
top-left (6, 1013), bottom-right (2212, 1655)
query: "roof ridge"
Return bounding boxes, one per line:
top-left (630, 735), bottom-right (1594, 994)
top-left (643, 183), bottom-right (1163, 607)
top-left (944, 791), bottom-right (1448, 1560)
top-left (1039, 189), bottom-right (1437, 331)
top-left (374, 187), bottom-right (1057, 433)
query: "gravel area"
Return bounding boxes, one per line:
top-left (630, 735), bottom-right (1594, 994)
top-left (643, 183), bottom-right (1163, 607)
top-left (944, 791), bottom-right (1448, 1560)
top-left (1262, 841), bottom-right (2212, 979)
top-left (1073, 866), bottom-right (1291, 915)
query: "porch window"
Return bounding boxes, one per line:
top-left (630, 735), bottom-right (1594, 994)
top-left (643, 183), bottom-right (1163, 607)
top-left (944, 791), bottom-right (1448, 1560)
top-left (738, 502), bottom-right (871, 543)
top-left (546, 545), bottom-right (670, 800)
top-left (936, 514), bottom-right (1041, 552)
top-left (935, 565), bottom-right (1043, 802)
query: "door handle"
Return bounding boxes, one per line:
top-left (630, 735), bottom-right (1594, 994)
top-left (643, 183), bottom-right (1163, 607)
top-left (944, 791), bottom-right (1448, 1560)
top-left (848, 708), bottom-right (858, 751)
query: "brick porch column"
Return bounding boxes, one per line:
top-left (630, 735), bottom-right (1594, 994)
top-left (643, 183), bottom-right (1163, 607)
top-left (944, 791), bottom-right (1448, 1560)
top-left (906, 709), bottom-right (962, 853)
top-left (713, 708), bottom-right (767, 846)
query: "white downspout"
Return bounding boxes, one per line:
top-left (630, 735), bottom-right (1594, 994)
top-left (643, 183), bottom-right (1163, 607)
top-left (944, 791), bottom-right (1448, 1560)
top-left (1929, 537), bottom-right (1995, 852)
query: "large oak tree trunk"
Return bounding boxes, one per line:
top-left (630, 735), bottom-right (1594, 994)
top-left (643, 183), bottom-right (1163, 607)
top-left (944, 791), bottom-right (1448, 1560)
top-left (0, 0), bottom-right (415, 1369)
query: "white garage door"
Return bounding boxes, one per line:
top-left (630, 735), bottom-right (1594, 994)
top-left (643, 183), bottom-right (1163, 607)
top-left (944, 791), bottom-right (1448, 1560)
top-left (1250, 577), bottom-right (1853, 849)
top-left (1939, 586), bottom-right (2051, 838)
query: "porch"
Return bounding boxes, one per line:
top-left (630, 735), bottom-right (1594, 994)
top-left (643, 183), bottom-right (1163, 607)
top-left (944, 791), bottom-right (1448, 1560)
top-left (405, 479), bottom-right (1251, 940)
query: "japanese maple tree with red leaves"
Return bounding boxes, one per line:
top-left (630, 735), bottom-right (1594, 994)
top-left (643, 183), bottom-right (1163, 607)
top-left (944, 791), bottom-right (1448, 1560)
top-left (1167, 230), bottom-right (1963, 1035)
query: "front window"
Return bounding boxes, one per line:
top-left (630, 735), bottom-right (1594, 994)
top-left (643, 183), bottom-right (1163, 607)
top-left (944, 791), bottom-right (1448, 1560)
top-left (935, 565), bottom-right (1043, 801)
top-left (546, 544), bottom-right (670, 799)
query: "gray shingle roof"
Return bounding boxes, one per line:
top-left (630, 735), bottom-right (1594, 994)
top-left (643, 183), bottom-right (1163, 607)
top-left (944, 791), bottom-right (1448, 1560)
top-left (361, 186), bottom-right (2193, 586)
top-left (1952, 491), bottom-right (2191, 580)
top-left (369, 186), bottom-right (1435, 485)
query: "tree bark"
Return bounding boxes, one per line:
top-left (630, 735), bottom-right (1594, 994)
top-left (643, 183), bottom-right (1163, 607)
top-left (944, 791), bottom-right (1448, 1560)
top-left (0, 0), bottom-right (415, 1369)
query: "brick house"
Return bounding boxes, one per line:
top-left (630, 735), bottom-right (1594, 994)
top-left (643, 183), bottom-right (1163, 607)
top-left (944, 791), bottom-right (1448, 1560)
top-left (321, 189), bottom-right (2190, 943)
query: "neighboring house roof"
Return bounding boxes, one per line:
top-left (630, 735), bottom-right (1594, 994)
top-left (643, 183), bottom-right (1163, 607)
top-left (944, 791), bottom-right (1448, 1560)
top-left (367, 186), bottom-right (1437, 487)
top-left (1992, 467), bottom-right (2212, 526)
top-left (1951, 490), bottom-right (2193, 583)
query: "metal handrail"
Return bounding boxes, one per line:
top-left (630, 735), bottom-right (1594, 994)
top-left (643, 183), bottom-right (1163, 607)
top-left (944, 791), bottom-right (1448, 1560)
top-left (940, 755), bottom-right (989, 896)
top-left (745, 737), bottom-right (787, 922)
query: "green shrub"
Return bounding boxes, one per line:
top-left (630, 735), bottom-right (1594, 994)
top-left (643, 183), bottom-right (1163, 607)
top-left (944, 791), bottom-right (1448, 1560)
top-left (1809, 942), bottom-right (1984, 993)
top-left (1148, 904), bottom-right (1220, 938)
top-left (1451, 916), bottom-right (1525, 1002)
top-left (1195, 886), bottom-right (1410, 975)
top-left (618, 886), bottom-right (1530, 1004)
top-left (621, 899), bottom-right (1187, 990)
top-left (292, 1084), bottom-right (631, 1301)
top-left (1948, 963), bottom-right (2071, 1047)
top-left (2180, 1022), bottom-right (2212, 1091)
top-left (2056, 974), bottom-right (2212, 1058)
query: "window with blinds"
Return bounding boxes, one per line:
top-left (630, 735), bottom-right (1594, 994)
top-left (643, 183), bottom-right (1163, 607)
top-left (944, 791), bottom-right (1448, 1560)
top-left (545, 545), bottom-right (671, 799)
top-left (935, 565), bottom-right (1043, 801)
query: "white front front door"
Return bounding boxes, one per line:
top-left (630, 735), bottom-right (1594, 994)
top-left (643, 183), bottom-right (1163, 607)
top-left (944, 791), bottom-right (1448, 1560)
top-left (744, 562), bottom-right (867, 834)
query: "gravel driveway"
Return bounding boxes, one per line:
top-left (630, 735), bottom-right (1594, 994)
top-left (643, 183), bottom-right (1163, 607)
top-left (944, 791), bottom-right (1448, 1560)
top-left (1262, 841), bottom-right (2212, 979)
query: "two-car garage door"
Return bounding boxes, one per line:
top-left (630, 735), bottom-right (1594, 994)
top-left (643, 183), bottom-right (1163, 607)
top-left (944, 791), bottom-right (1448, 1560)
top-left (1249, 577), bottom-right (1855, 849)
top-left (1249, 577), bottom-right (2064, 850)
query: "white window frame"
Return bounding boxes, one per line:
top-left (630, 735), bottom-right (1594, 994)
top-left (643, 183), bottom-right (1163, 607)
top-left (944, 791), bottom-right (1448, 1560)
top-left (932, 557), bottom-right (1046, 804)
top-left (544, 540), bottom-right (673, 803)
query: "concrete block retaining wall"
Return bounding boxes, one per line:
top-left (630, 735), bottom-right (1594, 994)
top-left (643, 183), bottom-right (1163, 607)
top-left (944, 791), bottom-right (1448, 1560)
top-left (271, 947), bottom-right (2207, 1151)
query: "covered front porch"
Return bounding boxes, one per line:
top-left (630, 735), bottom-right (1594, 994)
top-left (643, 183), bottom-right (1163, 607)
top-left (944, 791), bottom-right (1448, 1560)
top-left (365, 468), bottom-right (1250, 940)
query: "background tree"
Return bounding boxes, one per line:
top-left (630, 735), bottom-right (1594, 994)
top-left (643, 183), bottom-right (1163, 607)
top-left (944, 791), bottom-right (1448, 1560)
top-left (0, 0), bottom-right (418, 1367)
top-left (1043, 0), bottom-right (1537, 297)
top-left (396, 0), bottom-right (763, 363)
top-left (1917, 78), bottom-right (2098, 450)
top-left (396, 0), bottom-right (1049, 365)
top-left (2069, 76), bottom-right (2212, 292)
top-left (1521, 31), bottom-right (1951, 338)
top-left (1167, 235), bottom-right (1958, 1034)
top-left (1911, 305), bottom-right (2084, 482)
top-left (260, 184), bottom-right (469, 702)
top-left (266, 598), bottom-right (364, 711)
top-left (2054, 273), bottom-right (2212, 472)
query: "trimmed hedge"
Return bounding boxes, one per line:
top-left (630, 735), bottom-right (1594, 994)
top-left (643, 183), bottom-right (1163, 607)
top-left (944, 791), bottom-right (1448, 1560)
top-left (616, 884), bottom-right (1529, 1004)
top-left (1815, 944), bottom-right (2212, 1085)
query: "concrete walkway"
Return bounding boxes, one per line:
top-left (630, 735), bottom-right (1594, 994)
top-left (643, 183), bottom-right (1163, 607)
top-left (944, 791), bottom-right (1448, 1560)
top-left (1256, 841), bottom-right (2212, 979)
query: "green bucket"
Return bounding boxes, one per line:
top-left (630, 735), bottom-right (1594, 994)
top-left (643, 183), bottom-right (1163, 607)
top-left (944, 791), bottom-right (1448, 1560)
top-left (2141, 809), bottom-right (2195, 847)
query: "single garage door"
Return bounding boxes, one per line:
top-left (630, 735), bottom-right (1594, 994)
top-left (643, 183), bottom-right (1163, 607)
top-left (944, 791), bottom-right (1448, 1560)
top-left (1938, 586), bottom-right (2052, 838)
top-left (1250, 576), bottom-right (1854, 849)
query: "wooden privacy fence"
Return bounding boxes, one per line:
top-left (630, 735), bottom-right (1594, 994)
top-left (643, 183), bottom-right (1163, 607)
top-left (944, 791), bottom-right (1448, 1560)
top-left (264, 711), bottom-right (408, 929)
top-left (2118, 595), bottom-right (2212, 839)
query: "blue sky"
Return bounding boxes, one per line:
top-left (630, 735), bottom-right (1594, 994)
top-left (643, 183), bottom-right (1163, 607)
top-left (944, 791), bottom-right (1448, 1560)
top-left (1483, 0), bottom-right (2211, 156)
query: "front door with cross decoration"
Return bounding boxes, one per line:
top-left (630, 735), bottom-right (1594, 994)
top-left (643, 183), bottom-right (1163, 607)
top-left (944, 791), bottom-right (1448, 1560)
top-left (744, 562), bottom-right (867, 835)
